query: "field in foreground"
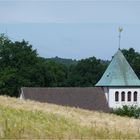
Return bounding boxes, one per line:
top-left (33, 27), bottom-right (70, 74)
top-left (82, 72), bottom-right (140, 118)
top-left (0, 96), bottom-right (140, 139)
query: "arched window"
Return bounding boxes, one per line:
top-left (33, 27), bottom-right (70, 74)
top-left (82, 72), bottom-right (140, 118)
top-left (127, 91), bottom-right (131, 101)
top-left (134, 91), bottom-right (138, 102)
top-left (121, 91), bottom-right (125, 101)
top-left (115, 91), bottom-right (119, 101)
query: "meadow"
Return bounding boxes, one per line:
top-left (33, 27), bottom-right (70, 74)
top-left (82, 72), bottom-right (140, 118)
top-left (0, 96), bottom-right (140, 139)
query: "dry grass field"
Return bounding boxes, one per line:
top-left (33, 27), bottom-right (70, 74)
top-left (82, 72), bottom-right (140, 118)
top-left (0, 96), bottom-right (140, 139)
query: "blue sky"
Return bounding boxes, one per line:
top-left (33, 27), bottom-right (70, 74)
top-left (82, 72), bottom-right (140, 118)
top-left (0, 1), bottom-right (140, 60)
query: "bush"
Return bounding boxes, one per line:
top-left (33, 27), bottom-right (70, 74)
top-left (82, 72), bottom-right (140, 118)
top-left (112, 105), bottom-right (140, 119)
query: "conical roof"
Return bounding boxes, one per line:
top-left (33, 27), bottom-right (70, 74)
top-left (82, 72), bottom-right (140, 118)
top-left (96, 49), bottom-right (140, 86)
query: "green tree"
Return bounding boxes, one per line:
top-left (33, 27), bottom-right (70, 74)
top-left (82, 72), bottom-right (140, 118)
top-left (45, 60), bottom-right (68, 87)
top-left (67, 57), bottom-right (108, 86)
top-left (0, 34), bottom-right (69, 97)
top-left (122, 48), bottom-right (140, 79)
top-left (0, 35), bottom-right (39, 96)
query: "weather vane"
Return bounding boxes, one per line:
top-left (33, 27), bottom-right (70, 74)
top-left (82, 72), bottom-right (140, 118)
top-left (118, 27), bottom-right (123, 50)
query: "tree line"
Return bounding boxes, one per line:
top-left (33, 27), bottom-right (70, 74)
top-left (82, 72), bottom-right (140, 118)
top-left (0, 34), bottom-right (140, 97)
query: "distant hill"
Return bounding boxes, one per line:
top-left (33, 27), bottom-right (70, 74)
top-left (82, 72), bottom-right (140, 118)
top-left (46, 56), bottom-right (78, 66)
top-left (0, 96), bottom-right (140, 139)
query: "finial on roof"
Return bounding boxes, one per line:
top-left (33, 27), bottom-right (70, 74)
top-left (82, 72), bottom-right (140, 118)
top-left (118, 27), bottom-right (123, 50)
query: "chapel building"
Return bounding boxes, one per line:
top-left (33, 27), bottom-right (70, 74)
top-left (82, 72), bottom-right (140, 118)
top-left (96, 49), bottom-right (140, 108)
top-left (20, 49), bottom-right (140, 112)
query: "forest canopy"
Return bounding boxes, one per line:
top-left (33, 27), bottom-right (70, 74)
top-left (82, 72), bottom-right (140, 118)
top-left (0, 34), bottom-right (139, 97)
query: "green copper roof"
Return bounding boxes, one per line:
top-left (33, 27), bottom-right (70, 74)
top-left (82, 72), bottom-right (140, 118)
top-left (96, 49), bottom-right (140, 86)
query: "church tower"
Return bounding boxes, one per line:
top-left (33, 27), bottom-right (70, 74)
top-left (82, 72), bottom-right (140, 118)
top-left (96, 49), bottom-right (140, 108)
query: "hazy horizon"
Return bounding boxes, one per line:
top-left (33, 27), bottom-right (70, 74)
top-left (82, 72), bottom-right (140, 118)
top-left (0, 1), bottom-right (140, 60)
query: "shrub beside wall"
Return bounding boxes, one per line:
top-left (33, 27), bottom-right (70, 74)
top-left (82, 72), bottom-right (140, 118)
top-left (112, 105), bottom-right (140, 119)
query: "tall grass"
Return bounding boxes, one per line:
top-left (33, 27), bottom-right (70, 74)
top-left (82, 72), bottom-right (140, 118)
top-left (0, 96), bottom-right (140, 139)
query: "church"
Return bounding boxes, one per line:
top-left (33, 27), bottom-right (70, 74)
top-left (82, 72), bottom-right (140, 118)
top-left (96, 49), bottom-right (140, 108)
top-left (20, 48), bottom-right (140, 112)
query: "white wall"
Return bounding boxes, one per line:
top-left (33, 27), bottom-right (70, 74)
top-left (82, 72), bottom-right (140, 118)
top-left (108, 87), bottom-right (140, 108)
top-left (103, 87), bottom-right (109, 102)
top-left (19, 88), bottom-right (24, 100)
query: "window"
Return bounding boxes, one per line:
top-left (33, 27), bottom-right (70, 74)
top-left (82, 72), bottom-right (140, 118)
top-left (121, 91), bottom-right (125, 101)
top-left (115, 91), bottom-right (119, 101)
top-left (127, 91), bottom-right (131, 101)
top-left (134, 91), bottom-right (137, 102)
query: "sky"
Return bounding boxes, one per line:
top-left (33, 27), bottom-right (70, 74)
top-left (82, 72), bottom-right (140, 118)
top-left (0, 0), bottom-right (140, 60)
